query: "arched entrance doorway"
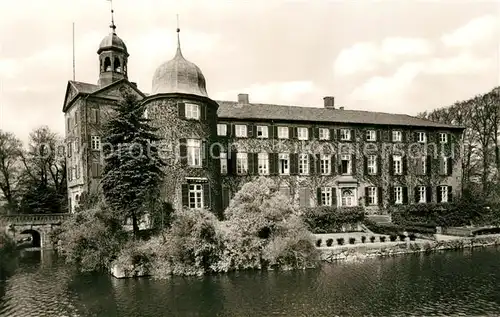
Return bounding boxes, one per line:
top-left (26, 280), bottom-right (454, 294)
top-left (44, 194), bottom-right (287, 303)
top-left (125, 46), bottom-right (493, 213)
top-left (19, 229), bottom-right (41, 248)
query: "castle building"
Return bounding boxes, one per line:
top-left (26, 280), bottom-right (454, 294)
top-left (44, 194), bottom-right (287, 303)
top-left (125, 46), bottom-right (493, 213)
top-left (62, 16), bottom-right (464, 216)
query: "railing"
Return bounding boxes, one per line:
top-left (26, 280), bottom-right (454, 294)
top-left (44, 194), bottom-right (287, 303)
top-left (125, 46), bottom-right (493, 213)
top-left (1, 213), bottom-right (71, 225)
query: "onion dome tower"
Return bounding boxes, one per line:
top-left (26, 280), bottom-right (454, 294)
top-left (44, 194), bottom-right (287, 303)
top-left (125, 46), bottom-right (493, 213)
top-left (151, 27), bottom-right (208, 96)
top-left (97, 6), bottom-right (129, 87)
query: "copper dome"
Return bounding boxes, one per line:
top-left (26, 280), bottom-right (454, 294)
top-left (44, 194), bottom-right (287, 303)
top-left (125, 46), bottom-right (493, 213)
top-left (151, 41), bottom-right (208, 97)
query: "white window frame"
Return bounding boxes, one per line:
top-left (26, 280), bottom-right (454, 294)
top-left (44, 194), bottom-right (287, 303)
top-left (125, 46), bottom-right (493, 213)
top-left (439, 133), bottom-right (448, 144)
top-left (440, 185), bottom-right (448, 203)
top-left (319, 128), bottom-right (329, 140)
top-left (442, 156), bottom-right (448, 175)
top-left (418, 186), bottom-right (426, 203)
top-left (341, 188), bottom-right (356, 207)
top-left (417, 132), bottom-right (426, 143)
top-left (299, 154), bottom-right (309, 175)
top-left (320, 154), bottom-right (331, 175)
top-left (392, 130), bottom-right (402, 142)
top-left (217, 124), bottom-right (227, 136)
top-left (185, 103), bottom-right (200, 120)
top-left (235, 125), bottom-right (247, 138)
top-left (367, 155), bottom-right (377, 175)
top-left (220, 152), bottom-right (227, 175)
top-left (236, 153), bottom-right (248, 175)
top-left (279, 153), bottom-right (290, 175)
top-left (393, 155), bottom-right (402, 175)
top-left (340, 129), bottom-right (351, 141)
top-left (297, 127), bottom-right (308, 140)
top-left (340, 154), bottom-right (352, 175)
top-left (321, 187), bottom-right (332, 206)
top-left (394, 186), bottom-right (403, 204)
top-left (367, 187), bottom-right (377, 205)
top-left (256, 126), bottom-right (268, 138)
top-left (278, 127), bottom-right (289, 139)
top-left (366, 130), bottom-right (376, 142)
top-left (258, 152), bottom-right (269, 175)
top-left (187, 139), bottom-right (202, 167)
top-left (189, 184), bottom-right (203, 209)
top-left (91, 136), bottom-right (101, 150)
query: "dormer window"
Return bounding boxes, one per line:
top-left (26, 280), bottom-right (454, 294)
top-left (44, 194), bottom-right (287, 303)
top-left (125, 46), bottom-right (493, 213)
top-left (185, 103), bottom-right (200, 120)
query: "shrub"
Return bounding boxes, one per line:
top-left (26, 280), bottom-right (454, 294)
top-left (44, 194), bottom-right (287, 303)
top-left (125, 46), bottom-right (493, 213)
top-left (337, 238), bottom-right (344, 245)
top-left (302, 207), bottom-right (365, 233)
top-left (380, 236), bottom-right (386, 243)
top-left (370, 236), bottom-right (376, 243)
top-left (389, 235), bottom-right (397, 242)
top-left (363, 220), bottom-right (402, 235)
top-left (316, 239), bottom-right (322, 247)
top-left (409, 233), bottom-right (416, 241)
top-left (398, 234), bottom-right (406, 241)
top-left (349, 237), bottom-right (356, 244)
top-left (361, 236), bottom-right (366, 243)
top-left (326, 238), bottom-right (334, 247)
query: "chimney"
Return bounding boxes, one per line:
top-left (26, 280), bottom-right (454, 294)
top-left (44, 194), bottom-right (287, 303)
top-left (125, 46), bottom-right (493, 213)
top-left (238, 93), bottom-right (249, 104)
top-left (323, 96), bottom-right (335, 109)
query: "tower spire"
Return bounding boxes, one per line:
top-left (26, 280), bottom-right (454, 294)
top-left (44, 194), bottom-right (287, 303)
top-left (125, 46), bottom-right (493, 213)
top-left (108, 0), bottom-right (116, 33)
top-left (176, 14), bottom-right (182, 56)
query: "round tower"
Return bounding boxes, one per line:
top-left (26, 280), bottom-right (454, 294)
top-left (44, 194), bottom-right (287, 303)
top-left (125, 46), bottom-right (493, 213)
top-left (145, 27), bottom-right (222, 217)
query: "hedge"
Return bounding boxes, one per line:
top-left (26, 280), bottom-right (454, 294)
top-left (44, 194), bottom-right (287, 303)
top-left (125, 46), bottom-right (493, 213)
top-left (302, 206), bottom-right (365, 234)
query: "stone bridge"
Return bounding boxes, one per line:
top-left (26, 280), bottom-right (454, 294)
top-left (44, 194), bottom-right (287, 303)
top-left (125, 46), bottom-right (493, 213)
top-left (2, 213), bottom-right (71, 249)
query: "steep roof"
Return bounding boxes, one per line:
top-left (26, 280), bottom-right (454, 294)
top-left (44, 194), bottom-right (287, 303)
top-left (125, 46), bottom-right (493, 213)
top-left (216, 101), bottom-right (464, 130)
top-left (70, 81), bottom-right (99, 94)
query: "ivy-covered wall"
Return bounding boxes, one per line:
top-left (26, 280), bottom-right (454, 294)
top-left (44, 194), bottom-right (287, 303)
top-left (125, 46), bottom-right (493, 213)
top-left (218, 120), bottom-right (463, 214)
top-left (144, 94), bottom-right (222, 216)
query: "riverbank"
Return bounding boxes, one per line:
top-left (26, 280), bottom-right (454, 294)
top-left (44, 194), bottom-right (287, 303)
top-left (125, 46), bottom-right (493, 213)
top-left (319, 234), bottom-right (500, 262)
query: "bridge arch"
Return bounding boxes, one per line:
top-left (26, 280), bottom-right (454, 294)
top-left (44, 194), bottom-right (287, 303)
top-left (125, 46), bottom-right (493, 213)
top-left (19, 229), bottom-right (41, 248)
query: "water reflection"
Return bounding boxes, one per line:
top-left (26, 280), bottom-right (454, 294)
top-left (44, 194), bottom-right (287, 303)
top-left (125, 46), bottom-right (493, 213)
top-left (0, 248), bottom-right (500, 316)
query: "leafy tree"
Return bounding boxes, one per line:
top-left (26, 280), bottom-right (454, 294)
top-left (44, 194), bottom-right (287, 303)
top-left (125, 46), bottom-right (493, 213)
top-left (0, 130), bottom-right (23, 213)
top-left (19, 126), bottom-right (67, 213)
top-left (101, 90), bottom-right (165, 238)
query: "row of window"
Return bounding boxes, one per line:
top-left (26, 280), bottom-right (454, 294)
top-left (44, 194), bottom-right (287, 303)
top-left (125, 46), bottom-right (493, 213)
top-left (66, 108), bottom-right (100, 132)
top-left (316, 185), bottom-right (453, 207)
top-left (220, 152), bottom-right (452, 177)
top-left (217, 124), bottom-right (450, 144)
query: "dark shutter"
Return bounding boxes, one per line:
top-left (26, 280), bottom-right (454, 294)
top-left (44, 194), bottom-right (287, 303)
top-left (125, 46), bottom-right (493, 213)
top-left (389, 186), bottom-right (394, 204)
top-left (269, 153), bottom-right (277, 175)
top-left (331, 188), bottom-right (337, 207)
top-left (254, 125), bottom-right (258, 138)
top-left (365, 187), bottom-right (369, 206)
top-left (231, 124), bottom-right (236, 138)
top-left (308, 127), bottom-right (313, 140)
top-left (350, 129), bottom-right (355, 142)
top-left (314, 127), bottom-right (319, 139)
top-left (377, 156), bottom-right (382, 175)
top-left (247, 124), bottom-right (254, 138)
top-left (222, 187), bottom-right (230, 210)
top-left (447, 158), bottom-right (453, 176)
top-left (316, 188), bottom-right (322, 206)
top-left (439, 157), bottom-right (445, 175)
top-left (331, 155), bottom-right (336, 175)
top-left (203, 184), bottom-right (211, 209)
top-left (291, 127), bottom-right (297, 139)
top-left (330, 128), bottom-right (336, 140)
top-left (414, 186), bottom-right (419, 203)
top-left (447, 186), bottom-right (453, 202)
top-left (309, 154), bottom-right (315, 174)
top-left (402, 156), bottom-right (408, 175)
top-left (376, 130), bottom-right (382, 142)
top-left (269, 125), bottom-right (275, 139)
top-left (253, 153), bottom-right (258, 175)
top-left (290, 153), bottom-right (298, 175)
top-left (272, 126), bottom-right (278, 139)
top-left (352, 154), bottom-right (356, 174)
top-left (426, 186), bottom-right (432, 203)
top-left (363, 156), bottom-right (368, 175)
top-left (247, 153), bottom-right (254, 175)
top-left (389, 156), bottom-right (394, 175)
top-left (402, 187), bottom-right (408, 204)
top-left (315, 154), bottom-right (321, 175)
top-left (436, 186), bottom-right (442, 203)
top-left (178, 102), bottom-right (186, 119)
top-left (426, 155), bottom-right (432, 175)
top-left (337, 129), bottom-right (341, 140)
top-left (181, 184), bottom-right (189, 208)
top-left (179, 138), bottom-right (187, 166)
top-left (230, 151), bottom-right (237, 175)
top-left (202, 140), bottom-right (208, 167)
top-left (378, 187), bottom-right (383, 205)
top-left (201, 104), bottom-right (206, 121)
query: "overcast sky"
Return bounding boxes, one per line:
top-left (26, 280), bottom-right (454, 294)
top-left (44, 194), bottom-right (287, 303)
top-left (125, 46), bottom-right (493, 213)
top-left (0, 0), bottom-right (499, 143)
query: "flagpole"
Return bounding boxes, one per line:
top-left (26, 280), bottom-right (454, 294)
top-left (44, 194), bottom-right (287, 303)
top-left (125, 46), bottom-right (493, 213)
top-left (72, 22), bottom-right (75, 81)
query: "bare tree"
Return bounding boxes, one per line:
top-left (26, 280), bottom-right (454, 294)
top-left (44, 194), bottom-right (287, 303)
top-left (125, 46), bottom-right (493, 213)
top-left (0, 130), bottom-right (23, 213)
